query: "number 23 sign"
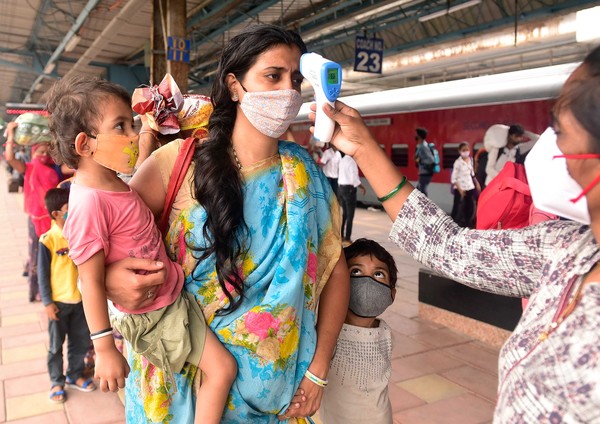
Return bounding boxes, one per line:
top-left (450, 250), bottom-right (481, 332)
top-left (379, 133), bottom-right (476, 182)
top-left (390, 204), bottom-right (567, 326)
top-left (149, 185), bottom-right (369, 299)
top-left (354, 36), bottom-right (383, 74)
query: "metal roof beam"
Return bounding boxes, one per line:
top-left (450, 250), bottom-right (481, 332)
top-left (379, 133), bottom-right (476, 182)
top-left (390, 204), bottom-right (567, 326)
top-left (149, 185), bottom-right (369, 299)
top-left (188, 0), bottom-right (282, 76)
top-left (190, 0), bottom-right (281, 45)
top-left (63, 0), bottom-right (147, 79)
top-left (27, 0), bottom-right (53, 49)
top-left (0, 59), bottom-right (45, 76)
top-left (186, 0), bottom-right (243, 30)
top-left (307, 0), bottom-right (597, 53)
top-left (23, 0), bottom-right (102, 103)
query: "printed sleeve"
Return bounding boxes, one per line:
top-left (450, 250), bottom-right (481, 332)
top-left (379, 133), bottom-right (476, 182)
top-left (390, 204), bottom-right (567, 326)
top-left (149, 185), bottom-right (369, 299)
top-left (65, 190), bottom-right (109, 266)
top-left (389, 189), bottom-right (581, 298)
top-left (37, 241), bottom-right (53, 306)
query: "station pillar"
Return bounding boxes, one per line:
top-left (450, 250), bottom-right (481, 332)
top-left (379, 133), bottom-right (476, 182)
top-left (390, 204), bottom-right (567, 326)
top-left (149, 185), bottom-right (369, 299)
top-left (151, 0), bottom-right (188, 91)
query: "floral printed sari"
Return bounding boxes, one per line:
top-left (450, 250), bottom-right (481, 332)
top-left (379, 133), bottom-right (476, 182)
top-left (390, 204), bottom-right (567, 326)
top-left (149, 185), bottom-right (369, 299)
top-left (124, 140), bottom-right (341, 423)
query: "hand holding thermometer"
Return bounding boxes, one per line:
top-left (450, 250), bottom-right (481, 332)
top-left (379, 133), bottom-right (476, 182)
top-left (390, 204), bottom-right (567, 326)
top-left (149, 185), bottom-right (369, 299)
top-left (300, 53), bottom-right (342, 143)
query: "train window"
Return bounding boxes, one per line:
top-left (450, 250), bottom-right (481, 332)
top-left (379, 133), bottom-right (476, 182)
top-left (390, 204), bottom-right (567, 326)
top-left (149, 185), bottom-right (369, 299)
top-left (442, 143), bottom-right (461, 169)
top-left (391, 144), bottom-right (408, 167)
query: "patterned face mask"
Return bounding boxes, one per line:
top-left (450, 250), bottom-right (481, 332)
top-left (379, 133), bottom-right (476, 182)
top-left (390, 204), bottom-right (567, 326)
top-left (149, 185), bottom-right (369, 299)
top-left (239, 87), bottom-right (303, 139)
top-left (88, 133), bottom-right (140, 175)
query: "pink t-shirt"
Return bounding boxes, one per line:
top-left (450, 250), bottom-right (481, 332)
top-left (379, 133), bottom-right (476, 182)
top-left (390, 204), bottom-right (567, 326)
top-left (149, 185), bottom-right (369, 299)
top-left (64, 182), bottom-right (183, 314)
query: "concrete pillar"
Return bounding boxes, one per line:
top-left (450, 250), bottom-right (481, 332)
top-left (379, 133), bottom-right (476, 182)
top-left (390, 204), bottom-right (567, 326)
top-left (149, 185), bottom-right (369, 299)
top-left (151, 0), bottom-right (189, 92)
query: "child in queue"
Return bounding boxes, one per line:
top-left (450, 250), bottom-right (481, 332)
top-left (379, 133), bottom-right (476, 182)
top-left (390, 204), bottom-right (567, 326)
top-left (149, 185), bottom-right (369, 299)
top-left (45, 75), bottom-right (236, 423)
top-left (319, 238), bottom-right (397, 424)
top-left (38, 188), bottom-right (95, 402)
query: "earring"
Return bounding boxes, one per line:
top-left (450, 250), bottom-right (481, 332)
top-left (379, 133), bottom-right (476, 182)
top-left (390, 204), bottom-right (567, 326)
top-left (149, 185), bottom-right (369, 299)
top-left (232, 93), bottom-right (239, 102)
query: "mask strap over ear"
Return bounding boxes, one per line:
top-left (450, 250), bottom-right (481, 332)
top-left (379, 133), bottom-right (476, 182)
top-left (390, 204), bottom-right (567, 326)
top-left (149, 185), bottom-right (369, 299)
top-left (553, 153), bottom-right (600, 160)
top-left (571, 173), bottom-right (600, 203)
top-left (553, 153), bottom-right (600, 203)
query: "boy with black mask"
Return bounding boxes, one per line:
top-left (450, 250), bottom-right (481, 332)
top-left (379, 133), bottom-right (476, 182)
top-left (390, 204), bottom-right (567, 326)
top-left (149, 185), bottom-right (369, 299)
top-left (319, 238), bottom-right (397, 424)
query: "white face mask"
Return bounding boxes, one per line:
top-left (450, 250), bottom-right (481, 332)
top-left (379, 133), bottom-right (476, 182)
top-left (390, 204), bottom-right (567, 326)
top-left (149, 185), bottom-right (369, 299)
top-left (239, 88), bottom-right (303, 138)
top-left (460, 150), bottom-right (470, 158)
top-left (524, 127), bottom-right (599, 225)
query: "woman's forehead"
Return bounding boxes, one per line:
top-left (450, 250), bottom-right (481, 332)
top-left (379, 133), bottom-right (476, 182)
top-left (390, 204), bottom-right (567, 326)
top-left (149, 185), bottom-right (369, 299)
top-left (253, 45), bottom-right (301, 69)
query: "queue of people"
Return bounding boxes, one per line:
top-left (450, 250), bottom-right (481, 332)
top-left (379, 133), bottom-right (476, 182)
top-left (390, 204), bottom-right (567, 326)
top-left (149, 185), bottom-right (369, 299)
top-left (1, 21), bottom-right (598, 424)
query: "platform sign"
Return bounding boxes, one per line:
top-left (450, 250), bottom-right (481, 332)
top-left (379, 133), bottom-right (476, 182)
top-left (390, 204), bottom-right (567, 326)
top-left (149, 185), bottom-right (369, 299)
top-left (354, 36), bottom-right (383, 74)
top-left (167, 36), bottom-right (190, 63)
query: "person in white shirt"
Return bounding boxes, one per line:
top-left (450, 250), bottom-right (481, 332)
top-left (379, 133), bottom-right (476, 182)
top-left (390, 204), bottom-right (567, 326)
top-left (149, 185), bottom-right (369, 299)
top-left (320, 145), bottom-right (342, 196)
top-left (485, 124), bottom-right (539, 185)
top-left (450, 142), bottom-right (480, 227)
top-left (338, 153), bottom-right (366, 244)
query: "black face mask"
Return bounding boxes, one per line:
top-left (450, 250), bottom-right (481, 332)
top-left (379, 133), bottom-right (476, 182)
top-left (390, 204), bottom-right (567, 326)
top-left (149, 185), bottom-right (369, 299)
top-left (348, 276), bottom-right (393, 318)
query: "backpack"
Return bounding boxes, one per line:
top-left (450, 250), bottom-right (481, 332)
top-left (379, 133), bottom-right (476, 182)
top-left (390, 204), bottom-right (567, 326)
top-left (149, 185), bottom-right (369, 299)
top-left (474, 148), bottom-right (488, 189)
top-left (476, 162), bottom-right (532, 230)
top-left (429, 143), bottom-right (441, 173)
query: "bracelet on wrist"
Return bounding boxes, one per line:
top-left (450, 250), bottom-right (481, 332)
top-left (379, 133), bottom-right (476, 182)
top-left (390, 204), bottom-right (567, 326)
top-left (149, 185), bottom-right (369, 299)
top-left (139, 130), bottom-right (158, 140)
top-left (91, 330), bottom-right (114, 341)
top-left (90, 327), bottom-right (112, 340)
top-left (304, 369), bottom-right (328, 388)
top-left (377, 176), bottom-right (408, 203)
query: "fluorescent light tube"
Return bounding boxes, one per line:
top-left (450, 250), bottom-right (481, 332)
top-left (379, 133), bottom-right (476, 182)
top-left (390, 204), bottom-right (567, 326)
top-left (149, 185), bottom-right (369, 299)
top-left (419, 0), bottom-right (482, 23)
top-left (65, 34), bottom-right (81, 52)
top-left (43, 62), bottom-right (56, 74)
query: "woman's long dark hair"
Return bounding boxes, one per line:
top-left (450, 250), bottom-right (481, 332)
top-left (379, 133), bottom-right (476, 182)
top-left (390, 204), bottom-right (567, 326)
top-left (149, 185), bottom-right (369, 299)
top-left (190, 24), bottom-right (307, 314)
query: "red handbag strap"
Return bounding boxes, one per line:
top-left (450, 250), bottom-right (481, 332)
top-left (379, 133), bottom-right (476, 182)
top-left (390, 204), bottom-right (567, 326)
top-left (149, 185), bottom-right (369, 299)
top-left (158, 137), bottom-right (196, 237)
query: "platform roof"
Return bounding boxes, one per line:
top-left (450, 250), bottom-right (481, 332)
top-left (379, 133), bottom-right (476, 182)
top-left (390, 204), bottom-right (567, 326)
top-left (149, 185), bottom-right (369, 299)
top-left (0, 0), bottom-right (598, 118)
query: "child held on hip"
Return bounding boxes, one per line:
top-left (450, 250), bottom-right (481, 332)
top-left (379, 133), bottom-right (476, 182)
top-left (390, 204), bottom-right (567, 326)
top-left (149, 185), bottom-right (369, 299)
top-left (45, 75), bottom-right (236, 423)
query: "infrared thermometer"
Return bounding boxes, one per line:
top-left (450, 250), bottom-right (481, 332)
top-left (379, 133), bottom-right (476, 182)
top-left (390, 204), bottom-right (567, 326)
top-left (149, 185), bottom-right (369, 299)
top-left (300, 53), bottom-right (342, 143)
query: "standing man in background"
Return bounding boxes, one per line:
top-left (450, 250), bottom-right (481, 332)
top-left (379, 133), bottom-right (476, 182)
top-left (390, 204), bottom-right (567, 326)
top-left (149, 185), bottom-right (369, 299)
top-left (485, 124), bottom-right (539, 185)
top-left (338, 153), bottom-right (366, 246)
top-left (320, 144), bottom-right (342, 197)
top-left (414, 127), bottom-right (434, 196)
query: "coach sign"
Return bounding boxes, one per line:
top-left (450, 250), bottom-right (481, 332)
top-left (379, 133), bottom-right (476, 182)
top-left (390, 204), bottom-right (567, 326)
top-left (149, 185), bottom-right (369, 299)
top-left (354, 35), bottom-right (384, 74)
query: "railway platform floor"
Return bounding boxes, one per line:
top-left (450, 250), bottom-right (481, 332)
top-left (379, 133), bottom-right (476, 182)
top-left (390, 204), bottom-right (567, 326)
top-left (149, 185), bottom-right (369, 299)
top-left (0, 166), bottom-right (499, 424)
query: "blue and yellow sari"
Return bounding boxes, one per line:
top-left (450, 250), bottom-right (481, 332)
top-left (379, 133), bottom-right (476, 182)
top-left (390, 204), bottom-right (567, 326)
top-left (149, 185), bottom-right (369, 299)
top-left (124, 141), bottom-right (341, 423)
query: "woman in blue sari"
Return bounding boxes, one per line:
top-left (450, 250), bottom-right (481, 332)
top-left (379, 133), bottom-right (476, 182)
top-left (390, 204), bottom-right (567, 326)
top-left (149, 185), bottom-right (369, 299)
top-left (106, 24), bottom-right (349, 423)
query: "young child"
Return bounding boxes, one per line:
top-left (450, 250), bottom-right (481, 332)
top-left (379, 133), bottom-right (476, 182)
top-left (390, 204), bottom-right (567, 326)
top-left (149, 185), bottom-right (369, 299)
top-left (45, 75), bottom-right (236, 423)
top-left (38, 188), bottom-right (95, 403)
top-left (319, 238), bottom-right (398, 424)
